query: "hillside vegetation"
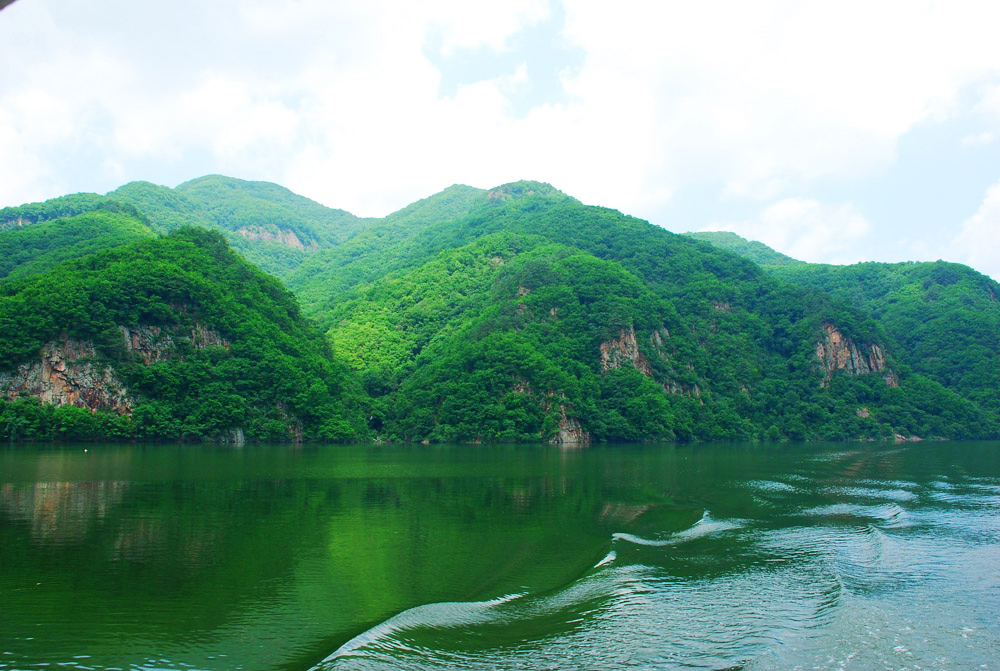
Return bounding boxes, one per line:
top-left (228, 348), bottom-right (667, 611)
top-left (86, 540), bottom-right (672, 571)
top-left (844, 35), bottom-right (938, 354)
top-left (0, 180), bottom-right (996, 444)
top-left (0, 229), bottom-right (367, 443)
top-left (308, 183), bottom-right (994, 443)
top-left (111, 175), bottom-right (371, 277)
top-left (686, 231), bottom-right (806, 267)
top-left (688, 232), bottom-right (1000, 425)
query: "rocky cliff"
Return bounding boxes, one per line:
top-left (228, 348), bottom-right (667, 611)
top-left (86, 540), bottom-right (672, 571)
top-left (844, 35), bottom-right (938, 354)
top-left (815, 323), bottom-right (899, 387)
top-left (236, 226), bottom-right (313, 250)
top-left (2, 322), bottom-right (230, 413)
top-left (553, 406), bottom-right (589, 445)
top-left (509, 380), bottom-right (590, 445)
top-left (0, 340), bottom-right (133, 413)
top-left (119, 323), bottom-right (228, 364)
top-left (600, 326), bottom-right (653, 377)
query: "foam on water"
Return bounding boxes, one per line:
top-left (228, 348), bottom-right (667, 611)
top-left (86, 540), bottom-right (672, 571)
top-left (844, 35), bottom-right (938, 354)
top-left (612, 511), bottom-right (744, 547)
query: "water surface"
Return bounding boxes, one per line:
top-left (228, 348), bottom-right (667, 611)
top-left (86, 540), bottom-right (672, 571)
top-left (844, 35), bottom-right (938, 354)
top-left (1, 442), bottom-right (998, 669)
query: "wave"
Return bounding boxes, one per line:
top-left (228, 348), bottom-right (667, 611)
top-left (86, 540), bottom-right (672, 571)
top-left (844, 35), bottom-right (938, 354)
top-left (612, 511), bottom-right (744, 547)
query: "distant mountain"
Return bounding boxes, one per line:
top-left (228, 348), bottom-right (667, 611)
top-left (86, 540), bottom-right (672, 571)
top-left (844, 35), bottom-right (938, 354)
top-left (1, 179), bottom-right (996, 443)
top-left (0, 196), bottom-right (156, 280)
top-left (686, 231), bottom-right (806, 266)
top-left (110, 175), bottom-right (371, 277)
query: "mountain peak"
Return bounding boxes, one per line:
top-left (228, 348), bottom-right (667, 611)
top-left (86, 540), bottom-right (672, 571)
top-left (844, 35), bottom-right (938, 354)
top-left (486, 180), bottom-right (566, 203)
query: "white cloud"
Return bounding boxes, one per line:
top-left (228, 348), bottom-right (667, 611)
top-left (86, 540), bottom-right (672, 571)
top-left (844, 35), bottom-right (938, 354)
top-left (949, 179), bottom-right (1000, 281)
top-left (424, 0), bottom-right (551, 56)
top-left (1, 0), bottom-right (1000, 231)
top-left (558, 1), bottom-right (1000, 209)
top-left (703, 198), bottom-right (873, 265)
top-left (975, 82), bottom-right (1000, 119)
top-left (961, 131), bottom-right (996, 146)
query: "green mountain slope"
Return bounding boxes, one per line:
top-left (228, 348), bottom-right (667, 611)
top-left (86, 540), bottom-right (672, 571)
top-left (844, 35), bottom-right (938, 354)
top-left (1, 192), bottom-right (120, 229)
top-left (286, 183), bottom-right (488, 316)
top-left (686, 233), bottom-right (1000, 422)
top-left (314, 184), bottom-right (995, 443)
top-left (0, 229), bottom-right (368, 443)
top-left (110, 175), bottom-right (372, 278)
top-left (2, 177), bottom-right (996, 444)
top-left (770, 261), bottom-right (1000, 418)
top-left (686, 231), bottom-right (806, 266)
top-left (0, 204), bottom-right (157, 281)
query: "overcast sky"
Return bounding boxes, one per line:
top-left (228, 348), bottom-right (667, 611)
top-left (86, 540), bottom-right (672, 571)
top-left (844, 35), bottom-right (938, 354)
top-left (2, 0), bottom-right (999, 279)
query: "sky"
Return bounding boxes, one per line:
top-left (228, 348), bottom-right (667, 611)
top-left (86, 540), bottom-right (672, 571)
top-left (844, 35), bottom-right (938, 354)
top-left (1, 0), bottom-right (999, 279)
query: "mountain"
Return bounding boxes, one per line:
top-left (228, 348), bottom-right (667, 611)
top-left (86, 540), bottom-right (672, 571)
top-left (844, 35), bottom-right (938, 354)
top-left (110, 175), bottom-right (371, 277)
top-left (284, 183), bottom-right (489, 318)
top-left (0, 197), bottom-right (157, 280)
top-left (304, 182), bottom-right (994, 443)
top-left (687, 232), bottom-right (1000, 423)
top-left (1, 179), bottom-right (996, 444)
top-left (0, 228), bottom-right (368, 443)
top-left (686, 231), bottom-right (806, 267)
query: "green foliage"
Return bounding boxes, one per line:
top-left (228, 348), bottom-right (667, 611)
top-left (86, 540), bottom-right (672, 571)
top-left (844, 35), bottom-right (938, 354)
top-left (3, 176), bottom-right (996, 445)
top-left (319, 200), bottom-right (993, 442)
top-left (0, 229), bottom-right (368, 443)
top-left (0, 192), bottom-right (143, 228)
top-left (111, 176), bottom-right (372, 278)
top-left (763, 261), bottom-right (1000, 421)
top-left (0, 209), bottom-right (156, 280)
top-left (685, 231), bottom-right (806, 266)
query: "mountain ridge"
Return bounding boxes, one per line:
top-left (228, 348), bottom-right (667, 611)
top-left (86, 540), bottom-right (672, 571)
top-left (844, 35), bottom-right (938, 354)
top-left (1, 177), bottom-right (996, 443)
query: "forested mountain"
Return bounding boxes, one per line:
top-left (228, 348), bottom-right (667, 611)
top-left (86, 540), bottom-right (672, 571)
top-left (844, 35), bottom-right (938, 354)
top-left (0, 228), bottom-right (367, 443)
top-left (306, 182), bottom-right (993, 443)
top-left (110, 175), bottom-right (372, 277)
top-left (686, 231), bottom-right (806, 267)
top-left (0, 179), bottom-right (996, 443)
top-left (688, 232), bottom-right (1000, 424)
top-left (0, 200), bottom-right (157, 280)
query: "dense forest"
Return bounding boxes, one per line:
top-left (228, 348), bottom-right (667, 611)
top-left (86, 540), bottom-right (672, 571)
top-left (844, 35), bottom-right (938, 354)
top-left (0, 179), bottom-right (996, 443)
top-left (688, 232), bottom-right (1000, 426)
top-left (0, 225), bottom-right (367, 443)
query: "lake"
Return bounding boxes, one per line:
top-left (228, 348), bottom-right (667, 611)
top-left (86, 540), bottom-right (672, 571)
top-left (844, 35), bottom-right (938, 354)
top-left (1, 442), bottom-right (998, 670)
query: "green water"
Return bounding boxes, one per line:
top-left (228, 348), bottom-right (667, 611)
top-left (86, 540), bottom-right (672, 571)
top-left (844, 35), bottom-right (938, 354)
top-left (1, 442), bottom-right (998, 670)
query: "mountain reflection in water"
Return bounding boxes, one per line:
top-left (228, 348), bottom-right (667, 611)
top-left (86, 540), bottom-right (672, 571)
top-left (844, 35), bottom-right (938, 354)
top-left (1, 442), bottom-right (998, 671)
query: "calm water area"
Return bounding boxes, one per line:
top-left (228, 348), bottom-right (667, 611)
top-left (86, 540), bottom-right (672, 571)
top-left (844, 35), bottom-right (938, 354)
top-left (1, 442), bottom-right (998, 670)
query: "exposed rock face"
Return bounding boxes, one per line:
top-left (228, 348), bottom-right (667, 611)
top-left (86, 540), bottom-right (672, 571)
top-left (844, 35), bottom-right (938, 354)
top-left (1, 217), bottom-right (29, 232)
top-left (119, 325), bottom-right (171, 363)
top-left (815, 323), bottom-right (899, 387)
top-left (2, 323), bottom-right (231, 414)
top-left (189, 323), bottom-right (228, 349)
top-left (120, 323), bottom-right (229, 363)
top-left (665, 381), bottom-right (702, 398)
top-left (235, 226), bottom-right (311, 250)
top-left (552, 404), bottom-right (589, 445)
top-left (0, 340), bottom-right (133, 414)
top-left (600, 326), bottom-right (653, 377)
top-left (221, 427), bottom-right (246, 447)
top-left (510, 380), bottom-right (590, 445)
top-left (511, 380), bottom-right (532, 394)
